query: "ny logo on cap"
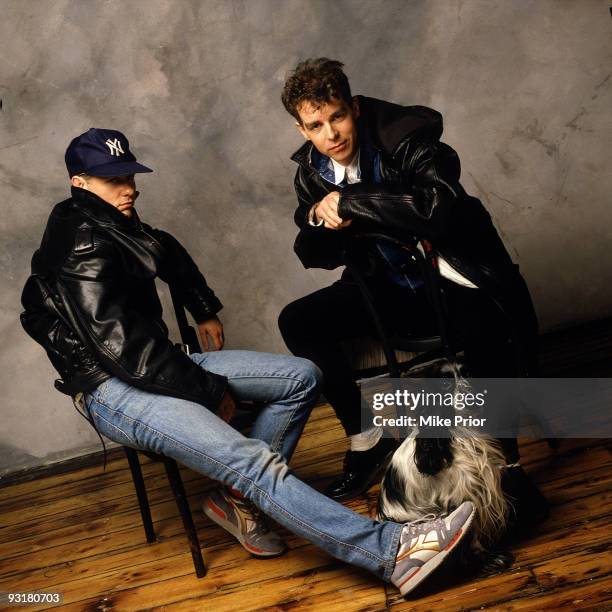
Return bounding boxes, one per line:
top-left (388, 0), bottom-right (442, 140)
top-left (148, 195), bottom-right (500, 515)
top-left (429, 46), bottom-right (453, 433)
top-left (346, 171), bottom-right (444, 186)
top-left (105, 138), bottom-right (125, 157)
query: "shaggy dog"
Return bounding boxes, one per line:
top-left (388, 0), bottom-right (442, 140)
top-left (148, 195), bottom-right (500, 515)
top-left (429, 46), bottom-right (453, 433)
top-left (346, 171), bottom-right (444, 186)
top-left (378, 432), bottom-right (511, 568)
top-left (377, 367), bottom-right (514, 572)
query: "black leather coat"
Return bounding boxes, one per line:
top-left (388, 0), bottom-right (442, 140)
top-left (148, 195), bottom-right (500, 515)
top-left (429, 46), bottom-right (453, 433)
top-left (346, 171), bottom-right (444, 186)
top-left (21, 187), bottom-right (227, 409)
top-left (290, 96), bottom-right (539, 373)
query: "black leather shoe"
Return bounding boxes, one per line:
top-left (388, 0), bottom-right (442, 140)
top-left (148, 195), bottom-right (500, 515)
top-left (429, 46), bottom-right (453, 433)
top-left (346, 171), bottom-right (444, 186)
top-left (502, 465), bottom-right (549, 531)
top-left (324, 436), bottom-right (399, 501)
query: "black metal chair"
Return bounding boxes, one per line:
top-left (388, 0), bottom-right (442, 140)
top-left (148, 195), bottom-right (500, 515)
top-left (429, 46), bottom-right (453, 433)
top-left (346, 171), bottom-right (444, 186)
top-left (123, 283), bottom-right (210, 578)
top-left (123, 283), bottom-right (266, 578)
top-left (342, 233), bottom-right (458, 380)
top-left (124, 446), bottom-right (206, 577)
top-left (344, 234), bottom-right (557, 452)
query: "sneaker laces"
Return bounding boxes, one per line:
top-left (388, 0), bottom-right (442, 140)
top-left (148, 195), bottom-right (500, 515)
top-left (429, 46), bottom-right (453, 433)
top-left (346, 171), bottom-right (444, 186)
top-left (232, 494), bottom-right (272, 536)
top-left (406, 513), bottom-right (441, 535)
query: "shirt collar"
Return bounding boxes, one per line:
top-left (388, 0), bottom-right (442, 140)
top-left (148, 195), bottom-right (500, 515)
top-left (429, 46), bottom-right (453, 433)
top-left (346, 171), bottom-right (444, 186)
top-left (330, 149), bottom-right (361, 185)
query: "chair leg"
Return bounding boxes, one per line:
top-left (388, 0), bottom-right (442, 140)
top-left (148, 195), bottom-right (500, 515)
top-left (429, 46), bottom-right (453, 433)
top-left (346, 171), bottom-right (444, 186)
top-left (163, 458), bottom-right (206, 578)
top-left (347, 264), bottom-right (402, 378)
top-left (124, 446), bottom-right (156, 543)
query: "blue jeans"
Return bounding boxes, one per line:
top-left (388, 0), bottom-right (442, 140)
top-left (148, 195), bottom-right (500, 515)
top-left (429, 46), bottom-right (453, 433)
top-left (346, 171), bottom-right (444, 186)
top-left (85, 350), bottom-right (403, 580)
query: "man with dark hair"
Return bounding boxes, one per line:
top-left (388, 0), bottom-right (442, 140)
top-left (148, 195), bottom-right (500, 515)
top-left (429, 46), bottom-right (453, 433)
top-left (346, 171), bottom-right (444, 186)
top-left (281, 58), bottom-right (353, 123)
top-left (20, 127), bottom-right (476, 597)
top-left (278, 58), bottom-right (547, 521)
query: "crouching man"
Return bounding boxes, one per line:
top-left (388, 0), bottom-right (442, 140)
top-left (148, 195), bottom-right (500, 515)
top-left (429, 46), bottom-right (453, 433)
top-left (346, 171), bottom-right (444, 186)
top-left (20, 127), bottom-right (475, 597)
top-left (278, 59), bottom-right (547, 527)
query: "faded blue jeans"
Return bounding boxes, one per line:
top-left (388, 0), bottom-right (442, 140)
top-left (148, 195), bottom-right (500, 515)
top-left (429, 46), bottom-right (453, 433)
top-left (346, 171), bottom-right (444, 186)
top-left (85, 350), bottom-right (403, 580)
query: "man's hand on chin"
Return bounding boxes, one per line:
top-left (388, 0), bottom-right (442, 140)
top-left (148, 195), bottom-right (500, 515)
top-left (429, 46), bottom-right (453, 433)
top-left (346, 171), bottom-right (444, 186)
top-left (198, 316), bottom-right (225, 351)
top-left (315, 191), bottom-right (352, 230)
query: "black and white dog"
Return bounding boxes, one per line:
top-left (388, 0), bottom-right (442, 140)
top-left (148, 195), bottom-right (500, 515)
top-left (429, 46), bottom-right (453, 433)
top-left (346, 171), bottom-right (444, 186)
top-left (377, 366), bottom-right (513, 572)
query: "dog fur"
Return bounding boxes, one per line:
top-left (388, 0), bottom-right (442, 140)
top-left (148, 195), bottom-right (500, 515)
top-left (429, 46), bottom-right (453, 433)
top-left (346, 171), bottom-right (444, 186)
top-left (378, 428), bottom-right (511, 568)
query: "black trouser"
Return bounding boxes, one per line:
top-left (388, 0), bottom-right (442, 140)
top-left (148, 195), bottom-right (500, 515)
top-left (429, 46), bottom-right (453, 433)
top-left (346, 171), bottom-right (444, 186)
top-left (278, 274), bottom-right (520, 463)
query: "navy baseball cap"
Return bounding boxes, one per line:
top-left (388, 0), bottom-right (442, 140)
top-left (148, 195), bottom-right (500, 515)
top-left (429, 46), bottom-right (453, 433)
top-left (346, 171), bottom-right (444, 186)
top-left (65, 128), bottom-right (153, 177)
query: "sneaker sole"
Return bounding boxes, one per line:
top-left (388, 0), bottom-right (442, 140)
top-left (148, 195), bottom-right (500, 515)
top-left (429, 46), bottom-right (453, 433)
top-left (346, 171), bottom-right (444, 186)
top-left (398, 505), bottom-right (476, 597)
top-left (203, 498), bottom-right (287, 558)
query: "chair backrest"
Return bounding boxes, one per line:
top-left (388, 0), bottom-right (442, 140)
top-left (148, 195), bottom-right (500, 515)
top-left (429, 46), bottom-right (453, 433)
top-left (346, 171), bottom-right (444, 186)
top-left (342, 233), bottom-right (462, 377)
top-left (168, 283), bottom-right (201, 355)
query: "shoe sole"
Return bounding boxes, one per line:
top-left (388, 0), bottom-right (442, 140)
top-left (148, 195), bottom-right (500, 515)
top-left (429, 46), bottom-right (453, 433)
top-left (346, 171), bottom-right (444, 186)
top-left (398, 505), bottom-right (476, 597)
top-left (203, 498), bottom-right (287, 558)
top-left (328, 448), bottom-right (397, 502)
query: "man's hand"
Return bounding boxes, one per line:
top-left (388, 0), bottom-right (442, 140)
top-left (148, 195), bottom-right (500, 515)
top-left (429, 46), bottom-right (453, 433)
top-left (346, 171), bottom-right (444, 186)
top-left (198, 316), bottom-right (224, 351)
top-left (216, 390), bottom-right (236, 423)
top-left (314, 191), bottom-right (352, 230)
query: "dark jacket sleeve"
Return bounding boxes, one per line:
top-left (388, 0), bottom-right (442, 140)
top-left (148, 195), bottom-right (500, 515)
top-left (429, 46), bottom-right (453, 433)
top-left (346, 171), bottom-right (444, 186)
top-left (142, 224), bottom-right (222, 322)
top-left (56, 234), bottom-right (227, 410)
top-left (338, 140), bottom-right (462, 241)
top-left (21, 275), bottom-right (88, 372)
top-left (292, 169), bottom-right (346, 270)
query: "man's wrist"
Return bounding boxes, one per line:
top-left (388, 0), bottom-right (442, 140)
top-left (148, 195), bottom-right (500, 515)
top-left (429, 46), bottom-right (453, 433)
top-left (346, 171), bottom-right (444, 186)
top-left (307, 203), bottom-right (324, 227)
top-left (198, 314), bottom-right (219, 324)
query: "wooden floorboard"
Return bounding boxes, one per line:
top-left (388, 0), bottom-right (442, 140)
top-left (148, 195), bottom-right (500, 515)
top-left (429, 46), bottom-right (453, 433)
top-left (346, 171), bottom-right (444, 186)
top-left (0, 433), bottom-right (609, 611)
top-left (1, 320), bottom-right (611, 610)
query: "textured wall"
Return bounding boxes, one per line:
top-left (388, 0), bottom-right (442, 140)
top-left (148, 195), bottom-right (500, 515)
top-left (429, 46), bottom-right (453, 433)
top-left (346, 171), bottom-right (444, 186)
top-left (1, 0), bottom-right (611, 475)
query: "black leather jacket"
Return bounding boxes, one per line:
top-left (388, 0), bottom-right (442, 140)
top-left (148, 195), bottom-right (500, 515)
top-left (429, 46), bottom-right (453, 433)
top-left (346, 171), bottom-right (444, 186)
top-left (21, 187), bottom-right (227, 410)
top-left (291, 96), bottom-right (538, 372)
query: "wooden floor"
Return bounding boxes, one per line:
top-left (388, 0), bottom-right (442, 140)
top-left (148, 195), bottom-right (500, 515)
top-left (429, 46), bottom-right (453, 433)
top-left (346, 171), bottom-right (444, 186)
top-left (1, 321), bottom-right (612, 611)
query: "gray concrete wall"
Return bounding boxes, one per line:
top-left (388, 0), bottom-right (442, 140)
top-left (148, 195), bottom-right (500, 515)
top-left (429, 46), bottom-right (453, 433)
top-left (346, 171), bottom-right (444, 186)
top-left (1, 0), bottom-right (611, 475)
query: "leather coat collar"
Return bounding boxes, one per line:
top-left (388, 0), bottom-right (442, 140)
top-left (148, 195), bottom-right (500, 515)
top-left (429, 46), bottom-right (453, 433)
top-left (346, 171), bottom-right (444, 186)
top-left (70, 186), bottom-right (143, 230)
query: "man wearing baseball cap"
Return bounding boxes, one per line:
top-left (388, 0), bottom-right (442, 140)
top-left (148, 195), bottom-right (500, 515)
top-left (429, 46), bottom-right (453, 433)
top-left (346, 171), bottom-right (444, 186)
top-left (20, 128), bottom-right (475, 597)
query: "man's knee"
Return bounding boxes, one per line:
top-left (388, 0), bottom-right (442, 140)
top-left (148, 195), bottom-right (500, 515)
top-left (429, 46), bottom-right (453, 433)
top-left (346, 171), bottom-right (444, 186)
top-left (293, 357), bottom-right (323, 399)
top-left (278, 298), bottom-right (310, 342)
top-left (237, 445), bottom-right (293, 496)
